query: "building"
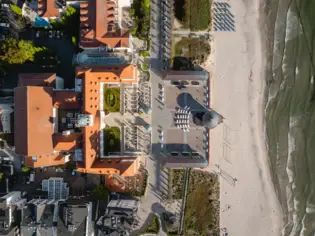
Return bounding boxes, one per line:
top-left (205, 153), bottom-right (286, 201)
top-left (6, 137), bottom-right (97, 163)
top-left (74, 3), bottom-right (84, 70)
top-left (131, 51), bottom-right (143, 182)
top-left (14, 73), bottom-right (77, 168)
top-left (42, 177), bottom-right (69, 200)
top-left (57, 198), bottom-right (94, 236)
top-left (21, 199), bottom-right (59, 236)
top-left (0, 192), bottom-right (26, 236)
top-left (15, 65), bottom-right (143, 181)
top-left (152, 70), bottom-right (221, 168)
top-left (79, 0), bottom-right (131, 51)
top-left (96, 198), bottom-right (139, 236)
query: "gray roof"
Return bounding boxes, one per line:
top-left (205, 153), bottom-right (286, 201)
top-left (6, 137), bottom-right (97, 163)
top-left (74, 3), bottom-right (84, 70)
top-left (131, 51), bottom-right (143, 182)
top-left (57, 199), bottom-right (93, 236)
top-left (163, 70), bottom-right (209, 81)
top-left (163, 157), bottom-right (208, 168)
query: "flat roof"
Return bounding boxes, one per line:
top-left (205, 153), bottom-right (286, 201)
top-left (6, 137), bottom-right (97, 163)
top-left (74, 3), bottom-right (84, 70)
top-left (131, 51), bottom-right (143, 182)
top-left (152, 79), bottom-right (210, 168)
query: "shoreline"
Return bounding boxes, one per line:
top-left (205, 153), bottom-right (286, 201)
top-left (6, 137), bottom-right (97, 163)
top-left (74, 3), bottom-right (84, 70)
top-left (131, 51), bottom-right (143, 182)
top-left (205, 0), bottom-right (283, 235)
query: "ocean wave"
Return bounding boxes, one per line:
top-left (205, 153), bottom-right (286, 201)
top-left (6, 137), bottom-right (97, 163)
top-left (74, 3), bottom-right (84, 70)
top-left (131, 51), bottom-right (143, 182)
top-left (285, 8), bottom-right (302, 42)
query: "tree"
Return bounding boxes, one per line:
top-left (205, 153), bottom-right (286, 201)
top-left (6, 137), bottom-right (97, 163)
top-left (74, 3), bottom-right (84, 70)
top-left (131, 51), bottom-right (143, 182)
top-left (0, 38), bottom-right (45, 64)
top-left (0, 172), bottom-right (3, 181)
top-left (22, 166), bottom-right (31, 173)
top-left (10, 5), bottom-right (22, 15)
top-left (92, 185), bottom-right (109, 200)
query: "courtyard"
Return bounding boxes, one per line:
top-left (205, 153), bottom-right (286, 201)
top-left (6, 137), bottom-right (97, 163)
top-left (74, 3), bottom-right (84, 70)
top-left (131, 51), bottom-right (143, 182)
top-left (104, 127), bottom-right (121, 155)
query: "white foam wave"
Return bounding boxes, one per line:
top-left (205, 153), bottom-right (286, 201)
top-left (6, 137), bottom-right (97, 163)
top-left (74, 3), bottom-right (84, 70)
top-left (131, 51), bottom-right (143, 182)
top-left (285, 8), bottom-right (301, 42)
top-left (289, 116), bottom-right (300, 128)
top-left (286, 132), bottom-right (295, 183)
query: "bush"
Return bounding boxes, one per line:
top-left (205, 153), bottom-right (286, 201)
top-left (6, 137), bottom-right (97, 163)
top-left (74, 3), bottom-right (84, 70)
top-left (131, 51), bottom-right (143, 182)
top-left (10, 5), bottom-right (22, 15)
top-left (142, 63), bottom-right (149, 70)
top-left (71, 36), bottom-right (77, 46)
top-left (22, 166), bottom-right (31, 173)
top-left (130, 0), bottom-right (150, 39)
top-left (137, 215), bottom-right (160, 235)
top-left (130, 27), bottom-right (137, 35)
top-left (104, 127), bottom-right (120, 154)
top-left (139, 50), bottom-right (150, 58)
top-left (92, 185), bottom-right (109, 200)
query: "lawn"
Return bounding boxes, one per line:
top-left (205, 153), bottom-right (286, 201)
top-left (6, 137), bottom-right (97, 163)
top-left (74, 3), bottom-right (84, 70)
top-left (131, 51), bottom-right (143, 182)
top-left (173, 38), bottom-right (210, 67)
top-left (104, 86), bottom-right (120, 113)
top-left (184, 170), bottom-right (220, 235)
top-left (174, 0), bottom-right (211, 31)
top-left (104, 127), bottom-right (121, 155)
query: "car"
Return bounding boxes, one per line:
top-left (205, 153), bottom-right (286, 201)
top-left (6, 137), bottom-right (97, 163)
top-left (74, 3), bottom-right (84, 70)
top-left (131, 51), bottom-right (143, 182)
top-left (56, 31), bottom-right (60, 39)
top-left (48, 30), bottom-right (52, 38)
top-left (36, 31), bottom-right (40, 38)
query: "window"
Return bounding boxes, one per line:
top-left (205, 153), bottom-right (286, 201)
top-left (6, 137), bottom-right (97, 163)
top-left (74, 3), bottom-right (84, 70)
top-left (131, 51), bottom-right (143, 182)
top-left (191, 81), bottom-right (200, 85)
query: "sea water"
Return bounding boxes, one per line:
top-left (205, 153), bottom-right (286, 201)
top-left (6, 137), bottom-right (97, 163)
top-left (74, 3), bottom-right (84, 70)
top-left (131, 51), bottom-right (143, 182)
top-left (264, 0), bottom-right (315, 235)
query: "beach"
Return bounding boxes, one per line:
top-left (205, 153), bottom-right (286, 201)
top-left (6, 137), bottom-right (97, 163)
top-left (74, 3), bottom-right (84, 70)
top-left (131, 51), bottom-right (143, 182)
top-left (205, 0), bottom-right (283, 235)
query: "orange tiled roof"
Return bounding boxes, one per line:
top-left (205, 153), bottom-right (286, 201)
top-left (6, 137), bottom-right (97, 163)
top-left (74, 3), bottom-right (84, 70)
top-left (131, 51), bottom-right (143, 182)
top-left (76, 64), bottom-right (137, 83)
top-left (18, 66), bottom-right (139, 177)
top-left (74, 65), bottom-right (139, 176)
top-left (37, 0), bottom-right (60, 17)
top-left (24, 153), bottom-right (65, 168)
top-left (18, 73), bottom-right (56, 87)
top-left (79, 0), bottom-right (130, 48)
top-left (15, 86), bottom-right (54, 156)
top-left (53, 91), bottom-right (81, 109)
top-left (76, 157), bottom-right (139, 177)
top-left (53, 133), bottom-right (82, 151)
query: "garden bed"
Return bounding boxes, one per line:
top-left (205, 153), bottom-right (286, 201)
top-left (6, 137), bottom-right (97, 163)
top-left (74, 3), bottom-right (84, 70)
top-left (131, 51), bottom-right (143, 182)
top-left (184, 170), bottom-right (220, 235)
top-left (104, 127), bottom-right (121, 155)
top-left (130, 0), bottom-right (150, 39)
top-left (174, 38), bottom-right (210, 66)
top-left (136, 215), bottom-right (161, 235)
top-left (174, 0), bottom-right (211, 30)
top-left (171, 169), bottom-right (185, 199)
top-left (104, 86), bottom-right (120, 112)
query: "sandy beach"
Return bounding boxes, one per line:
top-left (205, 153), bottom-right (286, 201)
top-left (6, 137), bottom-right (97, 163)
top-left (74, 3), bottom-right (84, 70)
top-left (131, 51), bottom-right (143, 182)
top-left (205, 0), bottom-right (284, 235)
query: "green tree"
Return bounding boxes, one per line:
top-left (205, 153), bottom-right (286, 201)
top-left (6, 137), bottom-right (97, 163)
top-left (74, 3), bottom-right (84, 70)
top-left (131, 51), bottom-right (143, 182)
top-left (10, 5), bottom-right (22, 15)
top-left (22, 166), bottom-right (31, 173)
top-left (92, 185), bottom-right (109, 200)
top-left (0, 39), bottom-right (45, 64)
top-left (0, 172), bottom-right (3, 181)
top-left (144, 0), bottom-right (150, 9)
